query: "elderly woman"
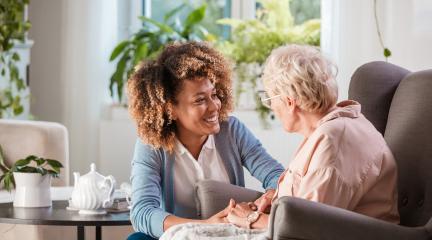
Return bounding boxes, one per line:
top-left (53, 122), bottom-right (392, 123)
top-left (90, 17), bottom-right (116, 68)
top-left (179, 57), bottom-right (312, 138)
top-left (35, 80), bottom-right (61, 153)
top-left (160, 44), bottom-right (399, 239)
top-left (126, 42), bottom-right (284, 240)
top-left (225, 44), bottom-right (399, 229)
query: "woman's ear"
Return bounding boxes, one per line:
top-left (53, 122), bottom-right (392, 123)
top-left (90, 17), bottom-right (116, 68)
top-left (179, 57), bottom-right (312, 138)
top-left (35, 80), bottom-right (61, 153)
top-left (281, 96), bottom-right (297, 113)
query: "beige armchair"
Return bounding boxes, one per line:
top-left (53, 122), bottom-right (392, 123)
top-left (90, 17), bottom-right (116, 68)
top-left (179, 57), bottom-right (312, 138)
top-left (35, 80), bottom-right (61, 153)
top-left (0, 119), bottom-right (70, 187)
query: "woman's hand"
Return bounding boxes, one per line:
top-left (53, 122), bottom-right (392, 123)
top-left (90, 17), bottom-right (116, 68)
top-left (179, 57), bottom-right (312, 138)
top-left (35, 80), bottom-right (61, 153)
top-left (251, 189), bottom-right (275, 213)
top-left (226, 202), bottom-right (254, 228)
top-left (204, 199), bottom-right (236, 224)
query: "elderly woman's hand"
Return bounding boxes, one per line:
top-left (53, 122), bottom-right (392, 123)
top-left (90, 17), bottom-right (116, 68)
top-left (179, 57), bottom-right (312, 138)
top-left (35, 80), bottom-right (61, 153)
top-left (250, 189), bottom-right (275, 213)
top-left (204, 199), bottom-right (236, 224)
top-left (226, 202), bottom-right (255, 228)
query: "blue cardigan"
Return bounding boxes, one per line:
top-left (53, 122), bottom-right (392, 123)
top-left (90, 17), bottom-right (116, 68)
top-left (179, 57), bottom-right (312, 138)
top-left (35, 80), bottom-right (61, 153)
top-left (130, 116), bottom-right (284, 238)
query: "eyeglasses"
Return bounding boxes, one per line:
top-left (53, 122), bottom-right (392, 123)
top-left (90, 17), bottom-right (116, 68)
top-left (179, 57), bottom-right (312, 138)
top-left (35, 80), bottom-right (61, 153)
top-left (258, 91), bottom-right (281, 109)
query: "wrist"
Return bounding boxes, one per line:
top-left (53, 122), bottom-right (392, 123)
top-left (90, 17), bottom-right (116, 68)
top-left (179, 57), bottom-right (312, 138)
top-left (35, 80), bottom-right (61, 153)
top-left (245, 211), bottom-right (261, 229)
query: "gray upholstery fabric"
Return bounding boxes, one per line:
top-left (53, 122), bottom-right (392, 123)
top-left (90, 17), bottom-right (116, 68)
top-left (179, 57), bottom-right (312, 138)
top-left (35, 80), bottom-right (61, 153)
top-left (384, 70), bottom-right (432, 227)
top-left (349, 61), bottom-right (410, 134)
top-left (195, 180), bottom-right (262, 219)
top-left (268, 197), bottom-right (430, 240)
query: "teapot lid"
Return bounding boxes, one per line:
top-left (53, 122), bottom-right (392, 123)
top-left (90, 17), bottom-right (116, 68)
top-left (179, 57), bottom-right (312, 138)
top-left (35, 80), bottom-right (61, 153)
top-left (81, 163), bottom-right (104, 181)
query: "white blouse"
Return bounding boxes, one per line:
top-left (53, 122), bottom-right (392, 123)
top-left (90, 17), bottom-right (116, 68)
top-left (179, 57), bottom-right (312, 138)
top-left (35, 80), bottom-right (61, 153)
top-left (173, 135), bottom-right (230, 218)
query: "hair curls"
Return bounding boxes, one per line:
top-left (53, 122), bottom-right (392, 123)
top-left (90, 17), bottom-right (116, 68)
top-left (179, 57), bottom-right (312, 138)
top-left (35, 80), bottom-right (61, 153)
top-left (127, 42), bottom-right (233, 151)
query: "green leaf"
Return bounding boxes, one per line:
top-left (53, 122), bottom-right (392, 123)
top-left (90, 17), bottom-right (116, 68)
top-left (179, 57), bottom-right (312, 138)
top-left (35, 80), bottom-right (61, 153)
top-left (163, 4), bottom-right (186, 23)
top-left (18, 166), bottom-right (38, 173)
top-left (183, 5), bottom-right (206, 36)
top-left (13, 105), bottom-right (24, 116)
top-left (47, 170), bottom-right (59, 178)
top-left (51, 166), bottom-right (60, 174)
top-left (46, 159), bottom-right (63, 168)
top-left (3, 172), bottom-right (14, 192)
top-left (139, 16), bottom-right (174, 33)
top-left (12, 52), bottom-right (20, 61)
top-left (0, 145), bottom-right (10, 172)
top-left (133, 43), bottom-right (148, 65)
top-left (36, 167), bottom-right (47, 175)
top-left (109, 40), bottom-right (130, 61)
top-left (14, 158), bottom-right (31, 167)
top-left (35, 158), bottom-right (45, 166)
top-left (384, 48), bottom-right (392, 58)
top-left (25, 155), bottom-right (38, 161)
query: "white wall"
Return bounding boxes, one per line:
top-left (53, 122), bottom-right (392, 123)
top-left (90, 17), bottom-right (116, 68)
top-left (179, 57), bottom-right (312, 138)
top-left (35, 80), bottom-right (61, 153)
top-left (322, 0), bottom-right (432, 101)
top-left (29, 0), bottom-right (118, 179)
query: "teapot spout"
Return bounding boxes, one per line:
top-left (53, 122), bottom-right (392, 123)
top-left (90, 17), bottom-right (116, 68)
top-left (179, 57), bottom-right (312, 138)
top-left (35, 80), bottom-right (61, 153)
top-left (73, 172), bottom-right (80, 187)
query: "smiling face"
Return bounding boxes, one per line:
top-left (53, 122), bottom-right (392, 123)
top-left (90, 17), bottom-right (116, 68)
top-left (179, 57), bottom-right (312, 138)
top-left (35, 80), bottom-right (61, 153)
top-left (172, 78), bottom-right (221, 141)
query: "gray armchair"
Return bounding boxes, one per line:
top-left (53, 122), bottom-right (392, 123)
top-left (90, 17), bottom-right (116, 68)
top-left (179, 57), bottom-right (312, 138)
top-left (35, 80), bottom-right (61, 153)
top-left (196, 61), bottom-right (432, 239)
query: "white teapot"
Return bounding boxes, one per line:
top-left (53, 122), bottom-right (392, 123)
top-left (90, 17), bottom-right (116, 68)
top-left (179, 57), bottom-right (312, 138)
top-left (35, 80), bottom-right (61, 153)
top-left (70, 163), bottom-right (116, 215)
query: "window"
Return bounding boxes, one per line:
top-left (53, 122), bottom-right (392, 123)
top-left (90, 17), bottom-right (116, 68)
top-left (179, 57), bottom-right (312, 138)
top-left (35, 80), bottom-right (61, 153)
top-left (145, 0), bottom-right (231, 38)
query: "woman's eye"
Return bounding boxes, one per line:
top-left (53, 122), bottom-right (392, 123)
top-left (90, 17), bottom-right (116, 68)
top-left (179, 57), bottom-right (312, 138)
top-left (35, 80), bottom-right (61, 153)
top-left (195, 98), bottom-right (205, 104)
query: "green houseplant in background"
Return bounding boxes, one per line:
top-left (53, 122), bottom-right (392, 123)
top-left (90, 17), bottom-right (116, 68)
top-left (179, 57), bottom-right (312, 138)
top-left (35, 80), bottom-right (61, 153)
top-left (217, 0), bottom-right (320, 127)
top-left (109, 3), bottom-right (216, 104)
top-left (0, 0), bottom-right (31, 118)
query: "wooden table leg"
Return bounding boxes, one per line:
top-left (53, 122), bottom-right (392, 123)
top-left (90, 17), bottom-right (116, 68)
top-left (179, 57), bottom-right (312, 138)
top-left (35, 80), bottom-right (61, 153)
top-left (96, 226), bottom-right (102, 240)
top-left (77, 226), bottom-right (85, 240)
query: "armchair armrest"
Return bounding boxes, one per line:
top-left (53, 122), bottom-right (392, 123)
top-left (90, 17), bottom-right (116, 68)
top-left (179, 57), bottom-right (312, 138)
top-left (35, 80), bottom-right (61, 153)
top-left (268, 196), bottom-right (429, 240)
top-left (195, 180), bottom-right (262, 219)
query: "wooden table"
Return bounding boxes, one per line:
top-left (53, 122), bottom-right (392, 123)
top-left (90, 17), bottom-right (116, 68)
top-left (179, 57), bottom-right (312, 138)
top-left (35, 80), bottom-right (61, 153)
top-left (0, 200), bottom-right (131, 240)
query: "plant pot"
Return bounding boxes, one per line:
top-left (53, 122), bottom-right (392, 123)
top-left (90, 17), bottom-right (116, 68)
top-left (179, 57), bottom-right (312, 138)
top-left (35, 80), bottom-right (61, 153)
top-left (13, 172), bottom-right (52, 207)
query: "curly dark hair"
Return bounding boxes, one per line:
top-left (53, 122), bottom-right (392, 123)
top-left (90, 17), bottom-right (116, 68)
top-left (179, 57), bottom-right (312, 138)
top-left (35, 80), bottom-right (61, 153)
top-left (127, 41), bottom-right (233, 151)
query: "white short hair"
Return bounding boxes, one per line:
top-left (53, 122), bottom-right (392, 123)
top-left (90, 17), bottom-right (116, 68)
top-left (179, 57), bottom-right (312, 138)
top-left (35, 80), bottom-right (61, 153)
top-left (263, 44), bottom-right (338, 113)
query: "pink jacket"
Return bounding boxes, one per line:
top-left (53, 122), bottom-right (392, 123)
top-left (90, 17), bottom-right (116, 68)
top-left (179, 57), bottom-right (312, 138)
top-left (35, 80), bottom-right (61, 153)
top-left (274, 100), bottom-right (399, 223)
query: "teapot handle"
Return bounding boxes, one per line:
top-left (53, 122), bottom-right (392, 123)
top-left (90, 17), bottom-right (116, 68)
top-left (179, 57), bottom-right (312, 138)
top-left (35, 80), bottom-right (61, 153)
top-left (102, 175), bottom-right (116, 208)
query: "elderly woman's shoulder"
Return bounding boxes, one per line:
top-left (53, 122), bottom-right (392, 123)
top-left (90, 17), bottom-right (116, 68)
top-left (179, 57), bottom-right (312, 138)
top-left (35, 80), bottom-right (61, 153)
top-left (315, 118), bottom-right (347, 140)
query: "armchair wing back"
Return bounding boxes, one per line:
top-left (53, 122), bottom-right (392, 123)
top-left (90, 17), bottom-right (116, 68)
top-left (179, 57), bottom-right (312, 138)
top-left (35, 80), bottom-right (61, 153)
top-left (384, 69), bottom-right (432, 227)
top-left (0, 120), bottom-right (70, 187)
top-left (349, 61), bottom-right (410, 134)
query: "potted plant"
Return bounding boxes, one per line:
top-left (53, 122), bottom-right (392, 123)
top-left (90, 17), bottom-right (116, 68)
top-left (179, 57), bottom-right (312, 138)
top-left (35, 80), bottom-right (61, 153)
top-left (108, 3), bottom-right (217, 105)
top-left (216, 0), bottom-right (320, 127)
top-left (0, 0), bottom-right (32, 118)
top-left (0, 144), bottom-right (64, 207)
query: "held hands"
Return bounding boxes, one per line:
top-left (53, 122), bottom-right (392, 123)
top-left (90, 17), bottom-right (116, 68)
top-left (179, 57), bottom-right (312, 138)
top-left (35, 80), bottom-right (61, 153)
top-left (205, 190), bottom-right (275, 228)
top-left (226, 201), bottom-right (255, 228)
top-left (205, 199), bottom-right (236, 224)
top-left (252, 189), bottom-right (275, 213)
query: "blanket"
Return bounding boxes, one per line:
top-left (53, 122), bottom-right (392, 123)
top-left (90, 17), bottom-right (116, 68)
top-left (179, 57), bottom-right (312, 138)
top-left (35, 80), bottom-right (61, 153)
top-left (160, 223), bottom-right (268, 240)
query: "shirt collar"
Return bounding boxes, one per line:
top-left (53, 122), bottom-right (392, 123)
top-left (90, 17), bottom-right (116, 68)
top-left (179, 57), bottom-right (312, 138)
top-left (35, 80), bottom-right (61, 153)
top-left (174, 135), bottom-right (215, 156)
top-left (318, 100), bottom-right (362, 126)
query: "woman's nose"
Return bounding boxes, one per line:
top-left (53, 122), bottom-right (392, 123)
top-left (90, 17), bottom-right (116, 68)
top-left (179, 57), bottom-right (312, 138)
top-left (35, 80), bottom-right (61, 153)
top-left (208, 97), bottom-right (220, 111)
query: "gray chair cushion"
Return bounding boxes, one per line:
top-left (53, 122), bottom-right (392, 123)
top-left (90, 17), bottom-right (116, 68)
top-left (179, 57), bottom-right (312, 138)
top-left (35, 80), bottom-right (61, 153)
top-left (384, 70), bottom-right (432, 227)
top-left (195, 180), bottom-right (262, 219)
top-left (349, 61), bottom-right (410, 134)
